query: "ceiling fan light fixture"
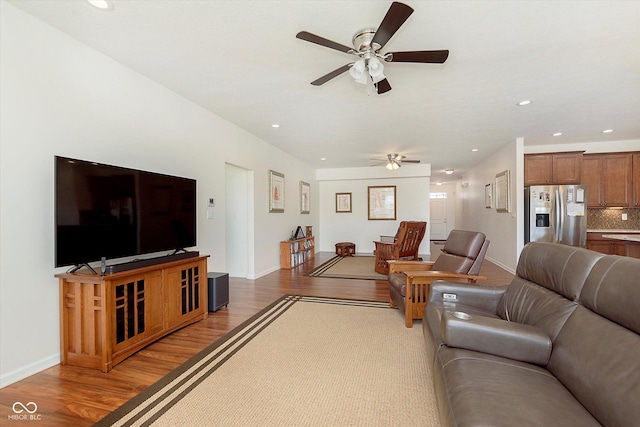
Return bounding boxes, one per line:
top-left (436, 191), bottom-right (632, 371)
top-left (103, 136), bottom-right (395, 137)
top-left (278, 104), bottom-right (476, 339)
top-left (386, 160), bottom-right (400, 170)
top-left (368, 58), bottom-right (386, 83)
top-left (87, 0), bottom-right (114, 11)
top-left (349, 60), bottom-right (368, 84)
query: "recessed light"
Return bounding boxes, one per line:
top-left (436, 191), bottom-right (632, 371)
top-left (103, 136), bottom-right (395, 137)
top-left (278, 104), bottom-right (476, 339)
top-left (602, 129), bottom-right (613, 133)
top-left (320, 157), bottom-right (326, 161)
top-left (471, 148), bottom-right (479, 152)
top-left (436, 182), bottom-right (443, 186)
top-left (87, 0), bottom-right (114, 11)
top-left (517, 100), bottom-right (532, 106)
top-left (553, 132), bottom-right (563, 137)
top-left (444, 169), bottom-right (454, 175)
top-left (271, 124), bottom-right (280, 128)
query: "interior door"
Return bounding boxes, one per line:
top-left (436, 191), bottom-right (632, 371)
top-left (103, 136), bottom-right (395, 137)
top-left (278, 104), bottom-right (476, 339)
top-left (430, 198), bottom-right (447, 240)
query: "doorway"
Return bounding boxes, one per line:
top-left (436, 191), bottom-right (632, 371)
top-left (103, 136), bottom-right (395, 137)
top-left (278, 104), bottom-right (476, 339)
top-left (225, 163), bottom-right (253, 278)
top-left (429, 191), bottom-right (455, 241)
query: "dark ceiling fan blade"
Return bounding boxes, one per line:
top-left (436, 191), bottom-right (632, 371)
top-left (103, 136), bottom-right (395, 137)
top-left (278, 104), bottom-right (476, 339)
top-left (375, 78), bottom-right (392, 94)
top-left (371, 2), bottom-right (414, 50)
top-left (310, 64), bottom-right (351, 86)
top-left (296, 31), bottom-right (353, 54)
top-left (386, 50), bottom-right (449, 63)
top-left (401, 159), bottom-right (421, 163)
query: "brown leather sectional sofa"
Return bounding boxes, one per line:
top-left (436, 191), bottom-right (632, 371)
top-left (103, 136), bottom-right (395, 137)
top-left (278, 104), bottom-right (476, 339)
top-left (423, 242), bottom-right (640, 427)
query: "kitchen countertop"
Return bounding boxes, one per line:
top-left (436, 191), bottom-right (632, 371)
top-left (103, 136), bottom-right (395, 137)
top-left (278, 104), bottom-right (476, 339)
top-left (588, 229), bottom-right (640, 233)
top-left (601, 234), bottom-right (640, 243)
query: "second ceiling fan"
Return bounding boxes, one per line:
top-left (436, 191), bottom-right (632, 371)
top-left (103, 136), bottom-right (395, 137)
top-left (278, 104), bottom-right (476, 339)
top-left (373, 153), bottom-right (421, 170)
top-left (296, 1), bottom-right (449, 94)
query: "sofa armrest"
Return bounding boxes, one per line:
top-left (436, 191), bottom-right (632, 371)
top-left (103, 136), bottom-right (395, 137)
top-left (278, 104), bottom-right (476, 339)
top-left (440, 311), bottom-right (552, 365)
top-left (429, 281), bottom-right (508, 313)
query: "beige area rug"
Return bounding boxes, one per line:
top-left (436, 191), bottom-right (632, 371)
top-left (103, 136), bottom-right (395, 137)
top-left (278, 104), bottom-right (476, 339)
top-left (306, 255), bottom-right (388, 280)
top-left (95, 296), bottom-right (439, 427)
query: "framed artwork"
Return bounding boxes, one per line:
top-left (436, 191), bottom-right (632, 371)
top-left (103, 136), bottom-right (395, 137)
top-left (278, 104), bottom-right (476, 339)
top-left (495, 170), bottom-right (510, 213)
top-left (368, 185), bottom-right (396, 220)
top-left (485, 183), bottom-right (493, 209)
top-left (268, 170), bottom-right (284, 213)
top-left (335, 192), bottom-right (352, 213)
top-left (299, 181), bottom-right (310, 214)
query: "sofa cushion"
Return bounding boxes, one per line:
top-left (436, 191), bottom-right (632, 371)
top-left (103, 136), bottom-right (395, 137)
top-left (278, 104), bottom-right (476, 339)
top-left (580, 255), bottom-right (640, 334)
top-left (545, 255), bottom-right (640, 427)
top-left (496, 242), bottom-right (604, 342)
top-left (433, 346), bottom-right (601, 427)
top-left (497, 276), bottom-right (579, 342)
top-left (547, 305), bottom-right (640, 427)
top-left (515, 242), bottom-right (605, 300)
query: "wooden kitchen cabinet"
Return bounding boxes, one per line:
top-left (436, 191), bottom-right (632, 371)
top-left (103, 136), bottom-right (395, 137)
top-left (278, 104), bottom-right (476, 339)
top-left (524, 152), bottom-right (582, 186)
top-left (633, 153), bottom-right (640, 207)
top-left (583, 153), bottom-right (633, 208)
top-left (587, 233), bottom-right (627, 255)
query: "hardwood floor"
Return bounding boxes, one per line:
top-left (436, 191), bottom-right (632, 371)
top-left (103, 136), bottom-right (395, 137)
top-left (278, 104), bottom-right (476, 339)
top-left (0, 252), bottom-right (513, 426)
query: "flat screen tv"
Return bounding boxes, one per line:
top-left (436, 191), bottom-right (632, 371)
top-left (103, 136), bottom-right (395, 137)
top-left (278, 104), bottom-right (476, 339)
top-left (55, 156), bottom-right (196, 268)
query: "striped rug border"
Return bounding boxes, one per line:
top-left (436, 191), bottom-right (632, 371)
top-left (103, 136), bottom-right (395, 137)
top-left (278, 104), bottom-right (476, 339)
top-left (306, 256), bottom-right (387, 280)
top-left (306, 255), bottom-right (342, 276)
top-left (93, 295), bottom-right (389, 427)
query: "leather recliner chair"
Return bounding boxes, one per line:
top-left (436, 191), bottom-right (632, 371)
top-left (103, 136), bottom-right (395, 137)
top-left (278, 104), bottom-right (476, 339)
top-left (387, 230), bottom-right (490, 327)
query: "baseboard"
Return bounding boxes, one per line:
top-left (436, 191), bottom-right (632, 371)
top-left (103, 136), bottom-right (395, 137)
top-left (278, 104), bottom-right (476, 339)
top-left (485, 256), bottom-right (516, 275)
top-left (0, 353), bottom-right (60, 388)
top-left (250, 265), bottom-right (281, 280)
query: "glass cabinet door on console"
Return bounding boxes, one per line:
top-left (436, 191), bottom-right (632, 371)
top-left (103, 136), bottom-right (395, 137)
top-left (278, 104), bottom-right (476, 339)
top-left (164, 263), bottom-right (206, 329)
top-left (112, 271), bottom-right (163, 354)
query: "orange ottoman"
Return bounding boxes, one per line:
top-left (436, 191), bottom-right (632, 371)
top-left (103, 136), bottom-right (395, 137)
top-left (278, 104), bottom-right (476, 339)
top-left (335, 242), bottom-right (356, 257)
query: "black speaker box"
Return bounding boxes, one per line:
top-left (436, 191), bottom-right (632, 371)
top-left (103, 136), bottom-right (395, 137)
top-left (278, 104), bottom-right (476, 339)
top-left (207, 272), bottom-right (229, 312)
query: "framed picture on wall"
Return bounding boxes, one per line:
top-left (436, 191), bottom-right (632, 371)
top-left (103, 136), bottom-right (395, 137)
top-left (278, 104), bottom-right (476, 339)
top-left (335, 192), bottom-right (352, 213)
top-left (299, 181), bottom-right (310, 214)
top-left (268, 170), bottom-right (284, 213)
top-left (485, 183), bottom-right (493, 209)
top-left (495, 170), bottom-right (510, 213)
top-left (368, 185), bottom-right (396, 220)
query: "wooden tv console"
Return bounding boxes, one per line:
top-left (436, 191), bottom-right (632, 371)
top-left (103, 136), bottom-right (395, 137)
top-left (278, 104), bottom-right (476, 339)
top-left (56, 255), bottom-right (209, 372)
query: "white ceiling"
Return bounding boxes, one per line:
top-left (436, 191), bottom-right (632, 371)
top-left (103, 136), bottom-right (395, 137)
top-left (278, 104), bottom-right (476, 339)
top-left (8, 0), bottom-right (640, 183)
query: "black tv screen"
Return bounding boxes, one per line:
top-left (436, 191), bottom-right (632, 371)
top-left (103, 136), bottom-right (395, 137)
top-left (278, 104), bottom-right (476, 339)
top-left (55, 156), bottom-right (196, 267)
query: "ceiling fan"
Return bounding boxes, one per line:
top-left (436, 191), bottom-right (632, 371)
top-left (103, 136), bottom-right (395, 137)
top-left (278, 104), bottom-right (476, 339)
top-left (296, 1), bottom-right (449, 94)
top-left (373, 153), bottom-right (421, 170)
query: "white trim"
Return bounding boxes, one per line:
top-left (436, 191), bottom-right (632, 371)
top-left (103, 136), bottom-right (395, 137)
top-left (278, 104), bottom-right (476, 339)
top-left (0, 353), bottom-right (60, 388)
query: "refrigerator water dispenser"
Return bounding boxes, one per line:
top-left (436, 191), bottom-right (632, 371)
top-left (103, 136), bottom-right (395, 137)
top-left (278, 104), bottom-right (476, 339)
top-left (536, 213), bottom-right (550, 227)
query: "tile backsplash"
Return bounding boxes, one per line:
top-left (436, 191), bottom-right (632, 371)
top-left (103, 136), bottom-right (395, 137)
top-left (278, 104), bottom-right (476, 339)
top-left (587, 208), bottom-right (640, 230)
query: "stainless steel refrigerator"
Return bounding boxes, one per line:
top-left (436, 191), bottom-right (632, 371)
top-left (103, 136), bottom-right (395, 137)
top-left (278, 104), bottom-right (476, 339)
top-left (525, 185), bottom-right (587, 247)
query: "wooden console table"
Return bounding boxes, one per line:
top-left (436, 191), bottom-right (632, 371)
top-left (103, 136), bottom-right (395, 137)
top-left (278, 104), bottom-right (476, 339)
top-left (56, 255), bottom-right (209, 372)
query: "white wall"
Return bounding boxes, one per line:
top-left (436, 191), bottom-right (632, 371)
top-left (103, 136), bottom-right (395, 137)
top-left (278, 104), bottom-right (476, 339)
top-left (317, 165), bottom-right (431, 256)
top-left (458, 141), bottom-right (521, 272)
top-left (0, 2), bottom-right (317, 386)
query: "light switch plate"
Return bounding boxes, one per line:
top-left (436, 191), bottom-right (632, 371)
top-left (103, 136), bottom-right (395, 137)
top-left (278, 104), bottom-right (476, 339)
top-left (622, 213), bottom-right (628, 220)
